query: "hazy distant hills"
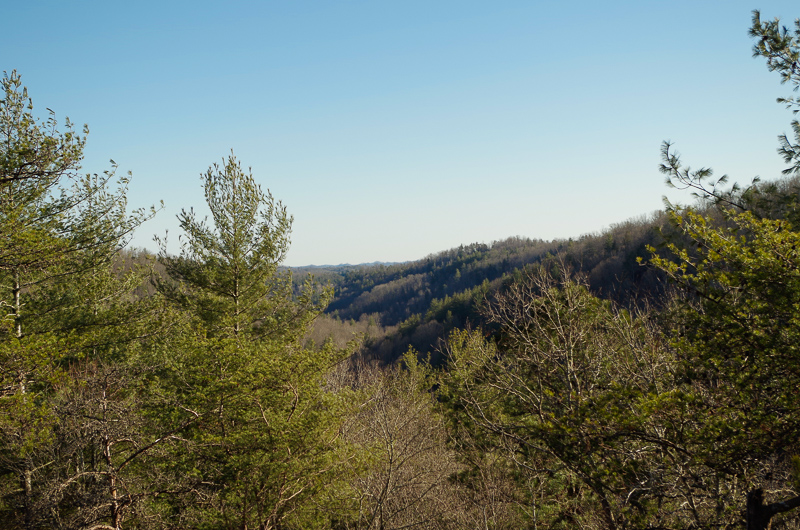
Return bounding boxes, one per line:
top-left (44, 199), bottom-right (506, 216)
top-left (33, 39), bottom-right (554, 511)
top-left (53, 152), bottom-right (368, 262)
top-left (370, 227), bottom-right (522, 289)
top-left (294, 173), bottom-right (800, 364)
top-left (292, 212), bottom-right (673, 364)
top-left (293, 261), bottom-right (405, 269)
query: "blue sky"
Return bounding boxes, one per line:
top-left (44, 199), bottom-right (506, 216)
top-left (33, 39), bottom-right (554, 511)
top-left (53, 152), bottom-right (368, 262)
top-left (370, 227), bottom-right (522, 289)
top-left (4, 1), bottom-right (800, 265)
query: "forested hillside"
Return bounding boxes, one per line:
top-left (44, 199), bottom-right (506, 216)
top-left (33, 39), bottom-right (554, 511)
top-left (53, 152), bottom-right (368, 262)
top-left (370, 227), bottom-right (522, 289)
top-left (3, 10), bottom-right (800, 530)
top-left (296, 213), bottom-right (678, 364)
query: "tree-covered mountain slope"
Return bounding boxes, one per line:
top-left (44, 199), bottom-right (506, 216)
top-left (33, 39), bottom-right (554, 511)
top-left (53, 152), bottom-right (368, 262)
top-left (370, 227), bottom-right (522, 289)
top-left (296, 165), bottom-right (800, 365)
top-left (294, 211), bottom-right (677, 363)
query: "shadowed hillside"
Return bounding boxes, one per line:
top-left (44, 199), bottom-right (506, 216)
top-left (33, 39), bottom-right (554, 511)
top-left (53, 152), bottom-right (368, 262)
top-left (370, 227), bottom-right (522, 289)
top-left (294, 211), bottom-right (675, 364)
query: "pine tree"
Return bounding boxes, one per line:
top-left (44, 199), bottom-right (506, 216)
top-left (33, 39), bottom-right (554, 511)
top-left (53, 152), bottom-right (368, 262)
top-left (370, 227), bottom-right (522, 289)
top-left (157, 154), bottom-right (351, 529)
top-left (0, 70), bottom-right (160, 528)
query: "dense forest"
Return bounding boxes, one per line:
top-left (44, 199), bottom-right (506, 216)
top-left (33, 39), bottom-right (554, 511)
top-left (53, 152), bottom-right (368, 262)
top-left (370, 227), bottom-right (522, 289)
top-left (296, 214), bottom-right (670, 365)
top-left (3, 10), bottom-right (800, 530)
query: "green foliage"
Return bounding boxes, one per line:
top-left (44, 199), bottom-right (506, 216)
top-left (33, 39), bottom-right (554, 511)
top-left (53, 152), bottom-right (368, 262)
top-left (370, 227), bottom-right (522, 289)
top-left (0, 70), bottom-right (166, 529)
top-left (629, 10), bottom-right (800, 528)
top-left (157, 153), bottom-right (309, 340)
top-left (649, 208), bottom-right (800, 469)
top-left (751, 10), bottom-right (800, 176)
top-left (10, 6), bottom-right (800, 526)
top-left (441, 267), bottom-right (686, 529)
top-left (157, 153), bottom-right (350, 529)
top-left (306, 219), bottom-right (666, 365)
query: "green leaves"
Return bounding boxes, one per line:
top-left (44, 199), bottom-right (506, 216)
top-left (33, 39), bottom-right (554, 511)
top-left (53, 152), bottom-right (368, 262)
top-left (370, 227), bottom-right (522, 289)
top-left (156, 152), bottom-right (349, 529)
top-left (750, 10), bottom-right (800, 176)
top-left (650, 208), bottom-right (800, 467)
top-left (0, 70), bottom-right (166, 529)
top-left (158, 153), bottom-right (314, 342)
top-left (442, 267), bottom-right (687, 528)
top-left (0, 70), bottom-right (85, 190)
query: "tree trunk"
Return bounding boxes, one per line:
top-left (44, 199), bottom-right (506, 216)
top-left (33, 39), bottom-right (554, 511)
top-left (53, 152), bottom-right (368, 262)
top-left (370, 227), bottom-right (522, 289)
top-left (23, 467), bottom-right (32, 529)
top-left (746, 488), bottom-right (800, 530)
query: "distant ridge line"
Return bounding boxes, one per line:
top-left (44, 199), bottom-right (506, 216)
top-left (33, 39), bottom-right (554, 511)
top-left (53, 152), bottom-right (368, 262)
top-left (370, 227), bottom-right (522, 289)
top-left (289, 261), bottom-right (407, 269)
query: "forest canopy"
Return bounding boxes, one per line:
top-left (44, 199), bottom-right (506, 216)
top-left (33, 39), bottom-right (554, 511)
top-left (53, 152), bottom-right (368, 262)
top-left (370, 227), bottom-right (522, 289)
top-left (1, 9), bottom-right (800, 530)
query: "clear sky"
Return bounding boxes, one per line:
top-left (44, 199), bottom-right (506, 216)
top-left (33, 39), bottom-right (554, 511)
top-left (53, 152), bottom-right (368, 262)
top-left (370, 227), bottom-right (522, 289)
top-left (4, 1), bottom-right (800, 265)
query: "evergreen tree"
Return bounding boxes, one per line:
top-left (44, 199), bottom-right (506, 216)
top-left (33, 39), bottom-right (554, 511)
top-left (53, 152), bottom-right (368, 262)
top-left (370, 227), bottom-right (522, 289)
top-left (0, 70), bottom-right (161, 529)
top-left (648, 208), bottom-right (800, 530)
top-left (157, 154), bottom-right (352, 529)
